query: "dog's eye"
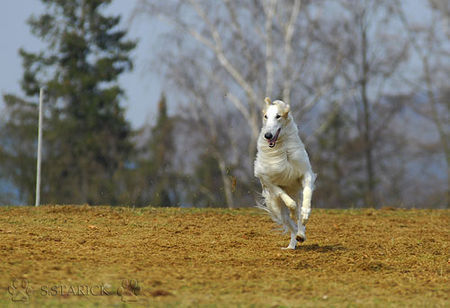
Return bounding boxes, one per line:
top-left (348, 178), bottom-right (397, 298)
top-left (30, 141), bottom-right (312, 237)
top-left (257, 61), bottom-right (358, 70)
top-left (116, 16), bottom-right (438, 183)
top-left (276, 114), bottom-right (281, 119)
top-left (264, 115), bottom-right (268, 119)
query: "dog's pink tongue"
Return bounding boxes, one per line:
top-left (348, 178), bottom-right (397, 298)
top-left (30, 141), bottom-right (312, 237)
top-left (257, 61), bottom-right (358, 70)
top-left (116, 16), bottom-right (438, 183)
top-left (268, 128), bottom-right (281, 148)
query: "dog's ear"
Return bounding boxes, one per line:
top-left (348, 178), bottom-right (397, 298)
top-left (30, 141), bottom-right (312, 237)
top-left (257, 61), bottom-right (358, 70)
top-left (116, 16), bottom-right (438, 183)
top-left (264, 97), bottom-right (271, 107)
top-left (281, 103), bottom-right (290, 117)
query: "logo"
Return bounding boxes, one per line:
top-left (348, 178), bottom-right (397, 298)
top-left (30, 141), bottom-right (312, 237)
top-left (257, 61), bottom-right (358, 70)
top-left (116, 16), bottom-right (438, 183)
top-left (117, 279), bottom-right (140, 302)
top-left (7, 279), bottom-right (140, 302)
top-left (8, 279), bottom-right (32, 302)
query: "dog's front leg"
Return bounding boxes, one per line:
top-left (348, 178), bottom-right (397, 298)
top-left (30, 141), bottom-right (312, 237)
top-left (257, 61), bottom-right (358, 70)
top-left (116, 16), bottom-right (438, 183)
top-left (295, 172), bottom-right (315, 243)
top-left (280, 193), bottom-right (297, 211)
top-left (260, 178), bottom-right (296, 210)
top-left (300, 171), bottom-right (316, 225)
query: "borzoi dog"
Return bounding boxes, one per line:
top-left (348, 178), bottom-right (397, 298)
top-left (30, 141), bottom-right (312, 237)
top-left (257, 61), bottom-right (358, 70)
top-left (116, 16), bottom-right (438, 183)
top-left (254, 97), bottom-right (316, 249)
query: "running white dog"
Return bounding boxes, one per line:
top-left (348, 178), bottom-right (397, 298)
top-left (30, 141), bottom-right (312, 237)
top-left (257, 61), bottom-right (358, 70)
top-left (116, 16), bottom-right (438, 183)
top-left (254, 97), bottom-right (316, 249)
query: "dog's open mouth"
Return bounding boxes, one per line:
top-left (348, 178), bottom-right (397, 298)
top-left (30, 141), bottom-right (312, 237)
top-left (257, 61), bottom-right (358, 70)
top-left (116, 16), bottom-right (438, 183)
top-left (268, 128), bottom-right (281, 148)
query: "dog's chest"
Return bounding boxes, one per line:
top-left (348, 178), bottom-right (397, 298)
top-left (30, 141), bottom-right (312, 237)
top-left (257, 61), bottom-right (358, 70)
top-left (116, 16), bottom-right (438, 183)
top-left (256, 147), bottom-right (302, 186)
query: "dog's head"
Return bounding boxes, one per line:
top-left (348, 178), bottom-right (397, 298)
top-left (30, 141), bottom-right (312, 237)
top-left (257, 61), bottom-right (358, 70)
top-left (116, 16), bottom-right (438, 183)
top-left (262, 97), bottom-right (290, 148)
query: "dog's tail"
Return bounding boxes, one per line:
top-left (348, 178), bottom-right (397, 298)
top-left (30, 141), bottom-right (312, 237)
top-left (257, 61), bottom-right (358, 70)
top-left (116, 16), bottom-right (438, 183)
top-left (255, 194), bottom-right (289, 233)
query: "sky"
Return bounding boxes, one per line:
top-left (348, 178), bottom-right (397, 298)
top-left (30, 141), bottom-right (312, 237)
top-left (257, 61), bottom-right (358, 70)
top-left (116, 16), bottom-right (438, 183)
top-left (0, 1), bottom-right (433, 129)
top-left (0, 0), bottom-right (166, 128)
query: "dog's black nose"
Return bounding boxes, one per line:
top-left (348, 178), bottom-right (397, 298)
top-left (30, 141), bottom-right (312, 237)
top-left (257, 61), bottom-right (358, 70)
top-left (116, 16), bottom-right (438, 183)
top-left (264, 132), bottom-right (273, 140)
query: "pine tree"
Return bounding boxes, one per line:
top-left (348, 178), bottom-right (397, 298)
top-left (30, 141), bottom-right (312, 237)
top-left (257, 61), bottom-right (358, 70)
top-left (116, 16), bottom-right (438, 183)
top-left (1, 0), bottom-right (136, 204)
top-left (146, 94), bottom-right (176, 206)
top-left (0, 97), bottom-right (38, 204)
top-left (190, 151), bottom-right (225, 207)
top-left (314, 103), bottom-right (359, 207)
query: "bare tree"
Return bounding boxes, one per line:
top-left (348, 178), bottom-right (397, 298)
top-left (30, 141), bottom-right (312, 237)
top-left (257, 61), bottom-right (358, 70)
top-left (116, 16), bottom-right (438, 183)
top-left (131, 0), bottom-right (344, 207)
top-left (132, 0), bottom-right (343, 152)
top-left (129, 0), bottom-right (447, 209)
top-left (394, 0), bottom-right (449, 206)
top-left (320, 0), bottom-right (409, 206)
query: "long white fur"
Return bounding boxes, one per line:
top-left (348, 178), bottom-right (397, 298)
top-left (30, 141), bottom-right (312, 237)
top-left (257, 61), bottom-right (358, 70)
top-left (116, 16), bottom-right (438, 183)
top-left (254, 98), bottom-right (316, 249)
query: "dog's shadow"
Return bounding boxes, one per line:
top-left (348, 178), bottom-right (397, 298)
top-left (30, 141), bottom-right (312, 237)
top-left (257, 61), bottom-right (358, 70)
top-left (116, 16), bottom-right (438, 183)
top-left (296, 243), bottom-right (346, 253)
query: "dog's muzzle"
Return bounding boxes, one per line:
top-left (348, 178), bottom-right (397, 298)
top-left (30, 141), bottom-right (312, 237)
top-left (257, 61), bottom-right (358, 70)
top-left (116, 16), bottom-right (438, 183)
top-left (267, 128), bottom-right (281, 148)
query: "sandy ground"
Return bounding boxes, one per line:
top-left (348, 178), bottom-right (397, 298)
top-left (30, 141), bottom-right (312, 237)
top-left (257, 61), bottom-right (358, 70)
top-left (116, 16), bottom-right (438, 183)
top-left (0, 205), bottom-right (448, 307)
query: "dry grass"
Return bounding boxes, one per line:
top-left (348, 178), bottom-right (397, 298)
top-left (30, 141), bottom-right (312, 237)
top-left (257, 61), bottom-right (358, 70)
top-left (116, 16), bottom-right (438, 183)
top-left (0, 205), bottom-right (448, 307)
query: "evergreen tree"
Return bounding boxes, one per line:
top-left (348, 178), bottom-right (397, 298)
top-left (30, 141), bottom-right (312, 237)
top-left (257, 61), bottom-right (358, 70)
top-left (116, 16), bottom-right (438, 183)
top-left (149, 94), bottom-right (173, 205)
top-left (142, 94), bottom-right (177, 206)
top-left (118, 93), bottom-right (179, 207)
top-left (1, 0), bottom-right (136, 204)
top-left (0, 99), bottom-right (38, 204)
top-left (314, 103), bottom-right (359, 207)
top-left (190, 151), bottom-right (226, 207)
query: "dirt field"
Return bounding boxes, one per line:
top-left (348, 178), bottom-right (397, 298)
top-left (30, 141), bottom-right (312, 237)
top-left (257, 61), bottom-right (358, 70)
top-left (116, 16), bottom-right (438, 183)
top-left (0, 205), bottom-right (448, 307)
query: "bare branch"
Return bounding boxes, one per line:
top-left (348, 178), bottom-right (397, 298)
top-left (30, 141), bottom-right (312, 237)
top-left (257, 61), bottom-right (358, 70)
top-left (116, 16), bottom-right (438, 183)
top-left (262, 0), bottom-right (276, 97)
top-left (282, 0), bottom-right (302, 106)
top-left (188, 0), bottom-right (261, 108)
top-left (221, 0), bottom-right (256, 69)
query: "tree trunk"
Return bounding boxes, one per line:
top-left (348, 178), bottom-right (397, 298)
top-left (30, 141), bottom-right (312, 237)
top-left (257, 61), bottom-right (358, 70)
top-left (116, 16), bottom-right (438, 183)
top-left (423, 56), bottom-right (450, 207)
top-left (361, 18), bottom-right (375, 207)
top-left (216, 154), bottom-right (234, 209)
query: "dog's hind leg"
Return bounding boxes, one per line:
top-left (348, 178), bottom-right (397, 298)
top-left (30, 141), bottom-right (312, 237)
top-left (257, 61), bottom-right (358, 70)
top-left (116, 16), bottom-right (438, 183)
top-left (282, 233), bottom-right (298, 250)
top-left (280, 205), bottom-right (298, 249)
top-left (261, 190), bottom-right (284, 228)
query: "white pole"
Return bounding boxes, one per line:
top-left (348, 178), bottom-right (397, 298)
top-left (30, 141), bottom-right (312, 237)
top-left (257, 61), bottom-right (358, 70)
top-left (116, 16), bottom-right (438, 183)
top-left (35, 88), bottom-right (44, 207)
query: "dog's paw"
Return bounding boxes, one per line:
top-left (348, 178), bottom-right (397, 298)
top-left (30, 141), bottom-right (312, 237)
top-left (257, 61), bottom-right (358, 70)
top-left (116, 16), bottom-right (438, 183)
top-left (296, 225), bottom-right (306, 243)
top-left (285, 199), bottom-right (297, 210)
top-left (296, 234), bottom-right (306, 243)
top-left (280, 194), bottom-right (297, 210)
top-left (281, 245), bottom-right (296, 250)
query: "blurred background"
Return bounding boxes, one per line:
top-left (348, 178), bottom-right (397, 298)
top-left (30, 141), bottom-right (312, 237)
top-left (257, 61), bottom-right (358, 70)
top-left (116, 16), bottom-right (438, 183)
top-left (0, 0), bottom-right (448, 208)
